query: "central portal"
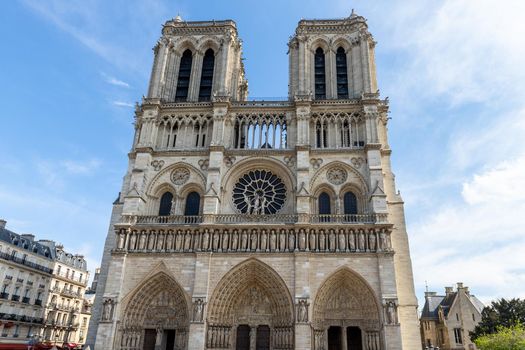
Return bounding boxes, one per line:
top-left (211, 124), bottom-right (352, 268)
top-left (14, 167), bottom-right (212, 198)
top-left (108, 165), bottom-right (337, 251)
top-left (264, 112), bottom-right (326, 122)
top-left (207, 259), bottom-right (295, 349)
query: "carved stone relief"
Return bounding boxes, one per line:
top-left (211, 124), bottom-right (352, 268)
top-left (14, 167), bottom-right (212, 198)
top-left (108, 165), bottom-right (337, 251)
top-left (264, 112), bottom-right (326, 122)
top-left (170, 167), bottom-right (190, 185)
top-left (151, 159), bottom-right (165, 171)
top-left (327, 167), bottom-right (348, 185)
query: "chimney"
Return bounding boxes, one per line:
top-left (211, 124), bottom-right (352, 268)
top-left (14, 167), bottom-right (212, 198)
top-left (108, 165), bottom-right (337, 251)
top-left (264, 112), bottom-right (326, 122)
top-left (457, 282), bottom-right (464, 290)
top-left (21, 234), bottom-right (35, 241)
top-left (0, 219), bottom-right (6, 229)
top-left (445, 287), bottom-right (453, 295)
top-left (425, 291), bottom-right (437, 298)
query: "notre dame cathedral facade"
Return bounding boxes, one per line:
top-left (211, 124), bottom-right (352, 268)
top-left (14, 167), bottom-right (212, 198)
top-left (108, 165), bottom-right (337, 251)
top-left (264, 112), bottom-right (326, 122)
top-left (86, 12), bottom-right (420, 350)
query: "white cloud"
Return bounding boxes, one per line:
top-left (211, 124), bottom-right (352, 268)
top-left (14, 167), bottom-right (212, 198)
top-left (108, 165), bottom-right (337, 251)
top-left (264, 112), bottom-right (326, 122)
top-left (112, 101), bottom-right (134, 108)
top-left (61, 159), bottom-right (101, 175)
top-left (101, 72), bottom-right (130, 88)
top-left (410, 153), bottom-right (525, 302)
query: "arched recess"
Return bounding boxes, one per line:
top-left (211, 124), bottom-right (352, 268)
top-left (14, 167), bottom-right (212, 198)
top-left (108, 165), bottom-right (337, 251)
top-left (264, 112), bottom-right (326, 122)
top-left (119, 271), bottom-right (190, 350)
top-left (312, 268), bottom-right (382, 350)
top-left (206, 259), bottom-right (294, 349)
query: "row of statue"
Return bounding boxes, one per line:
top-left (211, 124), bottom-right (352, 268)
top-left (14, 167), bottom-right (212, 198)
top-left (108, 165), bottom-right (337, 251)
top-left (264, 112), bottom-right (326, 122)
top-left (313, 330), bottom-right (381, 350)
top-left (206, 325), bottom-right (231, 348)
top-left (116, 227), bottom-right (392, 253)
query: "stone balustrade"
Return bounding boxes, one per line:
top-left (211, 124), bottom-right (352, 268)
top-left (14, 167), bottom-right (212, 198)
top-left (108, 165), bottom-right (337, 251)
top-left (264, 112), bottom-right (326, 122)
top-left (113, 226), bottom-right (392, 254)
top-left (118, 213), bottom-right (388, 226)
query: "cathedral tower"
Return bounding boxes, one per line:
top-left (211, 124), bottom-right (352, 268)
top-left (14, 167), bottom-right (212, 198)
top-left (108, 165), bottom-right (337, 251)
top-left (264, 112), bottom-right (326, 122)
top-left (87, 13), bottom-right (420, 350)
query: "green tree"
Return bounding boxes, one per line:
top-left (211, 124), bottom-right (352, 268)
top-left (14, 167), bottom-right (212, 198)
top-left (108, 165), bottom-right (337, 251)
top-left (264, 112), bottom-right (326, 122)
top-left (471, 298), bottom-right (525, 341)
top-left (474, 324), bottom-right (525, 350)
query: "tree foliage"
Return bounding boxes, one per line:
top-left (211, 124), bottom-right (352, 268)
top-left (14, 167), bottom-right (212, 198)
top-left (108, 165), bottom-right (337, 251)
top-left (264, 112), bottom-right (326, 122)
top-left (471, 298), bottom-right (525, 341)
top-left (474, 324), bottom-right (525, 350)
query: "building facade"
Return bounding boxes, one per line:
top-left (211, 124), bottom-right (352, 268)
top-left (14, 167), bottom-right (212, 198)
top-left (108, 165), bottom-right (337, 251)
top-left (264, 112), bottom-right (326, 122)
top-left (0, 220), bottom-right (53, 344)
top-left (87, 13), bottom-right (421, 350)
top-left (420, 283), bottom-right (484, 350)
top-left (40, 243), bottom-right (90, 346)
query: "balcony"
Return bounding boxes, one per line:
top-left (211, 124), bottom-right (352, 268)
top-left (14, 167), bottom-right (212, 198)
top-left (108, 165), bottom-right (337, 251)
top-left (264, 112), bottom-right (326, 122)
top-left (119, 213), bottom-right (387, 226)
top-left (22, 297), bottom-right (30, 304)
top-left (0, 292), bottom-right (9, 299)
top-left (0, 251), bottom-right (53, 274)
top-left (11, 295), bottom-right (20, 302)
top-left (54, 271), bottom-right (87, 286)
top-left (34, 299), bottom-right (42, 306)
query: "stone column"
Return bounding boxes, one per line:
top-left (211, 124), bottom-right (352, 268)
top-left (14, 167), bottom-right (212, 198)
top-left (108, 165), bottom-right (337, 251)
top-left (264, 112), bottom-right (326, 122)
top-left (189, 50), bottom-right (204, 101)
top-left (328, 48), bottom-right (337, 99)
top-left (341, 327), bottom-right (348, 350)
top-left (351, 43), bottom-right (362, 96)
top-left (250, 326), bottom-right (256, 350)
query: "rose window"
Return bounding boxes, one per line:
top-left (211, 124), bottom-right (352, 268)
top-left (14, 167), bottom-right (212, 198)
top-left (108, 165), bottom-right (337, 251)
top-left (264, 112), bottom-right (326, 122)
top-left (232, 170), bottom-right (286, 214)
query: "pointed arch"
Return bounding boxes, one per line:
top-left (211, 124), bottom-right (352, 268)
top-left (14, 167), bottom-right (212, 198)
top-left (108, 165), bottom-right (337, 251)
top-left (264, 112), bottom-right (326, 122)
top-left (121, 270), bottom-right (190, 328)
top-left (207, 258), bottom-right (294, 327)
top-left (313, 267), bottom-right (381, 328)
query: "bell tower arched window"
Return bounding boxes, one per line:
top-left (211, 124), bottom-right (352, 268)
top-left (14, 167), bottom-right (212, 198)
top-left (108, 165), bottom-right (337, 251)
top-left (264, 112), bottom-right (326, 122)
top-left (314, 48), bottom-right (326, 100)
top-left (159, 192), bottom-right (173, 216)
top-left (336, 47), bottom-right (349, 99)
top-left (175, 49), bottom-right (193, 102)
top-left (343, 191), bottom-right (358, 215)
top-left (318, 192), bottom-right (331, 222)
top-left (198, 49), bottom-right (215, 101)
top-left (184, 192), bottom-right (201, 216)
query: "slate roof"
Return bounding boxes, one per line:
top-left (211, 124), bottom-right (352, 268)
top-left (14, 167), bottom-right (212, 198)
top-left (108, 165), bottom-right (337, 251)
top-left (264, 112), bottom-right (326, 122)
top-left (421, 290), bottom-right (485, 320)
top-left (0, 227), bottom-right (54, 260)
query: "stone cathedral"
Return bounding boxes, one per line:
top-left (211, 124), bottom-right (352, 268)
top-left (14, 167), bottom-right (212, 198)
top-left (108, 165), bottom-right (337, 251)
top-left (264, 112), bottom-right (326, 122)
top-left (87, 12), bottom-right (420, 350)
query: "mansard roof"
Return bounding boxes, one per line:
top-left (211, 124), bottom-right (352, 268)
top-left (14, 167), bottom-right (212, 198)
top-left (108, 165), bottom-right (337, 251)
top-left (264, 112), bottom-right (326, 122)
top-left (421, 290), bottom-right (485, 320)
top-left (0, 227), bottom-right (53, 260)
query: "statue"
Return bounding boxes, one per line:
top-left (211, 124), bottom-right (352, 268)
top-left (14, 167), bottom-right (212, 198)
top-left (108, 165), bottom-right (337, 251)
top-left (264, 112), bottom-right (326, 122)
top-left (175, 230), bottom-right (183, 251)
top-left (128, 233), bottom-right (137, 250)
top-left (212, 231), bottom-right (220, 251)
top-left (102, 298), bottom-right (114, 321)
top-left (296, 299), bottom-right (308, 322)
top-left (329, 229), bottom-right (336, 251)
top-left (348, 230), bottom-right (355, 251)
top-left (117, 232), bottom-right (125, 249)
top-left (338, 229), bottom-right (346, 251)
top-left (288, 231), bottom-right (295, 251)
top-left (193, 299), bottom-right (204, 322)
top-left (184, 230), bottom-right (192, 251)
top-left (369, 231), bottom-right (376, 251)
top-left (241, 230), bottom-right (248, 251)
top-left (309, 230), bottom-right (317, 251)
top-left (202, 229), bottom-right (210, 251)
top-left (156, 232), bottom-right (164, 250)
top-left (222, 230), bottom-right (229, 251)
top-left (269, 229), bottom-right (277, 251)
top-left (166, 232), bottom-right (174, 250)
top-left (298, 229), bottom-right (306, 250)
top-left (319, 230), bottom-right (326, 251)
top-left (231, 230), bottom-right (239, 251)
top-left (250, 230), bottom-right (258, 251)
top-left (260, 230), bottom-right (267, 251)
top-left (358, 230), bottom-right (365, 251)
top-left (386, 301), bottom-right (397, 324)
top-left (279, 229), bottom-right (287, 251)
top-left (139, 232), bottom-right (146, 250)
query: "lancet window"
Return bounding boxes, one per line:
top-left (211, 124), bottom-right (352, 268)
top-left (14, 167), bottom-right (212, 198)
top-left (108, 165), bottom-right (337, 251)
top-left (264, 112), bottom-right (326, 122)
top-left (156, 114), bottom-right (213, 150)
top-left (336, 47), bottom-right (349, 99)
top-left (184, 192), bottom-right (201, 216)
top-left (158, 192), bottom-right (173, 216)
top-left (198, 49), bottom-right (215, 101)
top-left (233, 113), bottom-right (287, 149)
top-left (343, 191), bottom-right (358, 215)
top-left (312, 112), bottom-right (365, 149)
top-left (314, 47), bottom-right (326, 99)
top-left (175, 49), bottom-right (192, 102)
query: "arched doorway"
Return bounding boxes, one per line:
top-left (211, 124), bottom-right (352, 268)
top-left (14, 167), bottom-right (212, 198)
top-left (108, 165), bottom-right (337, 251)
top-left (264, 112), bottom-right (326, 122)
top-left (119, 272), bottom-right (190, 350)
top-left (206, 259), bottom-right (294, 350)
top-left (312, 268), bottom-right (382, 350)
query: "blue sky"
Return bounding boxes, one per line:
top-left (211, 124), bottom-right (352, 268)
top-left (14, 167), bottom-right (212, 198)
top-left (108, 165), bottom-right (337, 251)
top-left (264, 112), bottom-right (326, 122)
top-left (1, 0), bottom-right (524, 305)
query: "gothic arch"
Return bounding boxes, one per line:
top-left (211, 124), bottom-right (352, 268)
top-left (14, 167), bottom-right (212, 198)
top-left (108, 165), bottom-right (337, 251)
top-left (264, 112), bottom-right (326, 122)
top-left (119, 270), bottom-right (190, 350)
top-left (332, 37), bottom-right (352, 53)
top-left (207, 258), bottom-right (294, 326)
top-left (310, 160), bottom-right (368, 196)
top-left (146, 161), bottom-right (206, 196)
top-left (197, 37), bottom-right (221, 54)
top-left (173, 38), bottom-right (198, 56)
top-left (309, 36), bottom-right (331, 52)
top-left (312, 267), bottom-right (381, 329)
